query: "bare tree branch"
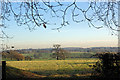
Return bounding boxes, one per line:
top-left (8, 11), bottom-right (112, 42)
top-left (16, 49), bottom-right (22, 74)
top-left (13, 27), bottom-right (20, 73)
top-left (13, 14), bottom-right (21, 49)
top-left (1, 1), bottom-right (118, 34)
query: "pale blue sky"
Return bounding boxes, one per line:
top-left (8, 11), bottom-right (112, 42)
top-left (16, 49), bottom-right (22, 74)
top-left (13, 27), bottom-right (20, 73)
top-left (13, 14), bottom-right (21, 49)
top-left (2, 2), bottom-right (118, 49)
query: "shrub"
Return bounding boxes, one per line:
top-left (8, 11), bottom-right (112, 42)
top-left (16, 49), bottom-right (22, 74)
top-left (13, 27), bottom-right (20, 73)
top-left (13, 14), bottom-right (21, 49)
top-left (25, 56), bottom-right (32, 61)
top-left (91, 52), bottom-right (120, 79)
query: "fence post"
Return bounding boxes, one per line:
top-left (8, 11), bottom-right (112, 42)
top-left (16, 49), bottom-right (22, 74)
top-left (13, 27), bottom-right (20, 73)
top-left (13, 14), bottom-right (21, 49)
top-left (2, 61), bottom-right (6, 80)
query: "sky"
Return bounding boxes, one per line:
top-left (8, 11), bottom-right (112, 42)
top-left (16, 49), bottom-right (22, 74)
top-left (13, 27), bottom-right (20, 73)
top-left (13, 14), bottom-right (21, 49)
top-left (0, 2), bottom-right (118, 49)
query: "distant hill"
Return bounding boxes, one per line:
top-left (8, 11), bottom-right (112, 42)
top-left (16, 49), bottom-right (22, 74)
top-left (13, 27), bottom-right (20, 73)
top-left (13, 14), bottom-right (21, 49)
top-left (17, 47), bottom-right (118, 53)
top-left (63, 47), bottom-right (118, 52)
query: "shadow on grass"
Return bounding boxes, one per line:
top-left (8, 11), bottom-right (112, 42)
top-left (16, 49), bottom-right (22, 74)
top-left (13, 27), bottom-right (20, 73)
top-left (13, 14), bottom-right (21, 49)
top-left (31, 69), bottom-right (92, 77)
top-left (6, 65), bottom-right (117, 80)
top-left (6, 65), bottom-right (45, 79)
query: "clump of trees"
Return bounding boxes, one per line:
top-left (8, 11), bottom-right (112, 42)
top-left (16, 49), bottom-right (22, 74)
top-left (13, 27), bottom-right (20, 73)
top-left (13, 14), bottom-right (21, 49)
top-left (91, 52), bottom-right (120, 79)
top-left (2, 50), bottom-right (25, 61)
top-left (25, 56), bottom-right (32, 61)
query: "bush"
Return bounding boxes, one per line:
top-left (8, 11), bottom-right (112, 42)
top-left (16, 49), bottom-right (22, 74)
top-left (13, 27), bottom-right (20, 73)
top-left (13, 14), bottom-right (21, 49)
top-left (91, 52), bottom-right (120, 79)
top-left (2, 50), bottom-right (25, 61)
top-left (25, 56), bottom-right (32, 60)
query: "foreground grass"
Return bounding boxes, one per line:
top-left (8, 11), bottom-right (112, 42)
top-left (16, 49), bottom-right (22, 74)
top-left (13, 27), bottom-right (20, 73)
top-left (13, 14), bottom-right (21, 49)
top-left (6, 65), bottom-right (97, 80)
top-left (6, 59), bottom-right (98, 78)
top-left (6, 66), bottom-right (45, 79)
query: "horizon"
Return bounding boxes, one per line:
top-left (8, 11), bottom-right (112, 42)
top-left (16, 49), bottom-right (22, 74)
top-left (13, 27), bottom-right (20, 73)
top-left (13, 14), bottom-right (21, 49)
top-left (11, 46), bottom-right (119, 50)
top-left (0, 2), bottom-right (118, 50)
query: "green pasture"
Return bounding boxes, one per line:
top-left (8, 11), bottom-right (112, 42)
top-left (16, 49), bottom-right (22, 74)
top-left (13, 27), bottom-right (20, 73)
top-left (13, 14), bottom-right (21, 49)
top-left (6, 59), bottom-right (98, 78)
top-left (22, 52), bottom-right (96, 60)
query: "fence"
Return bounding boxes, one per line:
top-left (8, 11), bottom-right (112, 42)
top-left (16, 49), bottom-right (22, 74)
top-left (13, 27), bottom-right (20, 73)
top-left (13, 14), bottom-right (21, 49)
top-left (2, 61), bottom-right (6, 80)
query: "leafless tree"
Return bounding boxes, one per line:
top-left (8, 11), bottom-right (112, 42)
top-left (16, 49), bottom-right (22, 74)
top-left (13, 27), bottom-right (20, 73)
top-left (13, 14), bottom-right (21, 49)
top-left (1, 1), bottom-right (118, 32)
top-left (52, 44), bottom-right (67, 60)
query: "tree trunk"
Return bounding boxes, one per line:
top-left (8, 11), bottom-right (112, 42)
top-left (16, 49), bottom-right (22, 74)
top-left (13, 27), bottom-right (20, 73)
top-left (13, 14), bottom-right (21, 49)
top-left (56, 56), bottom-right (59, 60)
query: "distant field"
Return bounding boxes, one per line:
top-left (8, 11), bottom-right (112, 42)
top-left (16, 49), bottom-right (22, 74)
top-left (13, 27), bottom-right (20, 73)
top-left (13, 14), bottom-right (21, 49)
top-left (31, 58), bottom-right (98, 61)
top-left (70, 52), bottom-right (85, 53)
top-left (6, 59), bottom-right (98, 78)
top-left (21, 52), bottom-right (96, 60)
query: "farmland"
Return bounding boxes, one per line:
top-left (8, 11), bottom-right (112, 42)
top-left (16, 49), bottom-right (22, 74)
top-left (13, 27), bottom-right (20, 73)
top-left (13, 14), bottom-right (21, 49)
top-left (6, 58), bottom-right (98, 78)
top-left (4, 49), bottom-right (99, 79)
top-left (21, 52), bottom-right (96, 60)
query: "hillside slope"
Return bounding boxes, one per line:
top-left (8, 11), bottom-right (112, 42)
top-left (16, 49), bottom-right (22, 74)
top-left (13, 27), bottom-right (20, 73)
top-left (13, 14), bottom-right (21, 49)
top-left (6, 66), bottom-right (45, 79)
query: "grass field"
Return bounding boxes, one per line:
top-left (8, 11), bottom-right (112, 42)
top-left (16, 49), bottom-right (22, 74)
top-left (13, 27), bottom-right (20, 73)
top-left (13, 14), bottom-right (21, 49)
top-left (6, 58), bottom-right (98, 78)
top-left (21, 52), bottom-right (96, 60)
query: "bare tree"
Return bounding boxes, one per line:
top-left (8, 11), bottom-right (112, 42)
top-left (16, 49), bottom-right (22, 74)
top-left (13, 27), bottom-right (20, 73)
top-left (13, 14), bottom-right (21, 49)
top-left (52, 44), bottom-right (67, 60)
top-left (53, 44), bottom-right (61, 60)
top-left (1, 1), bottom-right (118, 32)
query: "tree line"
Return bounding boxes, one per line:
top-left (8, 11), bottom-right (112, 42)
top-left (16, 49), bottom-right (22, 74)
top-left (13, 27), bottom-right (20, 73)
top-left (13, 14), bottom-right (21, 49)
top-left (17, 47), bottom-right (118, 54)
top-left (1, 50), bottom-right (32, 61)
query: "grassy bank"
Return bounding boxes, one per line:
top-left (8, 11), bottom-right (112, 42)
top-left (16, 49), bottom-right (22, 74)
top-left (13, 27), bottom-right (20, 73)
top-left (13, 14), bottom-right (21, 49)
top-left (6, 59), bottom-right (98, 78)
